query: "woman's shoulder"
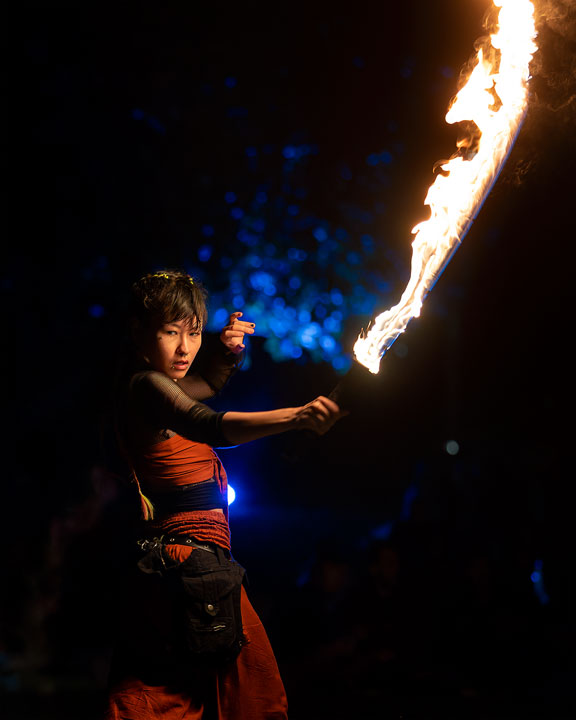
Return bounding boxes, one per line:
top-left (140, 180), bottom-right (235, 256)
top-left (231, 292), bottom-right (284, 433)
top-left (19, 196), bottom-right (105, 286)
top-left (128, 369), bottom-right (177, 398)
top-left (130, 369), bottom-right (168, 385)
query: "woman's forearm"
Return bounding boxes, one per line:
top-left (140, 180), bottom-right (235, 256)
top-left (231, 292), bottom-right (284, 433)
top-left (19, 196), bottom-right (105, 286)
top-left (221, 408), bottom-right (300, 444)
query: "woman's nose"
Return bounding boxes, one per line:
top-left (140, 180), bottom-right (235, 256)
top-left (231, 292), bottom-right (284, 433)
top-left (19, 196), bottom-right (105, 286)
top-left (177, 335), bottom-right (190, 354)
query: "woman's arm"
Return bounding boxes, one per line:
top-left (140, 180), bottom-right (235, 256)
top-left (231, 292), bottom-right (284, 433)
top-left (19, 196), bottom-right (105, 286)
top-left (178, 312), bottom-right (252, 400)
top-left (221, 396), bottom-right (346, 445)
top-left (130, 373), bottom-right (345, 447)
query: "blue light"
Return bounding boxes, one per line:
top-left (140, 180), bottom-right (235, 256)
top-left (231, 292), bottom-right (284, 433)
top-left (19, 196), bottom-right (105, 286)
top-left (213, 308), bottom-right (229, 326)
top-left (332, 356), bottom-right (351, 372)
top-left (320, 335), bottom-right (336, 352)
top-left (198, 244), bottom-right (213, 262)
top-left (287, 248), bottom-right (307, 261)
top-left (301, 322), bottom-right (321, 347)
top-left (301, 322), bottom-right (321, 340)
top-left (361, 234), bottom-right (375, 251)
top-left (367, 151), bottom-right (393, 167)
top-left (225, 76), bottom-right (237, 88)
top-left (371, 522), bottom-right (394, 541)
top-left (330, 289), bottom-right (344, 306)
top-left (132, 108), bottom-right (144, 120)
top-left (250, 270), bottom-right (275, 292)
top-left (323, 316), bottom-right (340, 332)
top-left (313, 227), bottom-right (328, 242)
top-left (227, 485), bottom-right (236, 505)
top-left (531, 559), bottom-right (550, 605)
top-left (89, 304), bottom-right (105, 318)
top-left (191, 126), bottom-right (398, 368)
top-left (280, 338), bottom-right (295, 355)
top-left (237, 229), bottom-right (258, 246)
top-left (301, 334), bottom-right (316, 349)
top-left (145, 115), bottom-right (166, 135)
top-left (270, 318), bottom-right (289, 337)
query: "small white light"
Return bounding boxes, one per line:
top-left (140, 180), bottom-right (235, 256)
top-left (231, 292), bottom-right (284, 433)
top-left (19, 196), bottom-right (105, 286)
top-left (445, 440), bottom-right (460, 456)
top-left (227, 485), bottom-right (236, 505)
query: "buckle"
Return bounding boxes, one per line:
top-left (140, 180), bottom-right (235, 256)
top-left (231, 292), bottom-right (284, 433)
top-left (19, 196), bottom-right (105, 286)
top-left (136, 537), bottom-right (162, 552)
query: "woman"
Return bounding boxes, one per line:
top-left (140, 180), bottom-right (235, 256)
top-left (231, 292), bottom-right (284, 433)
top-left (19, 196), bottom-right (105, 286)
top-left (104, 270), bottom-right (345, 719)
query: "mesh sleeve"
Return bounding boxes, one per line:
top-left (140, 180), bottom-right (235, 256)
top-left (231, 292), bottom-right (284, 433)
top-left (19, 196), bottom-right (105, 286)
top-left (129, 371), bottom-right (230, 446)
top-left (178, 335), bottom-right (242, 400)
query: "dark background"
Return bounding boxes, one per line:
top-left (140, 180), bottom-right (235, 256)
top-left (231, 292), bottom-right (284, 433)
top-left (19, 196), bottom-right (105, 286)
top-left (2, 1), bottom-right (575, 717)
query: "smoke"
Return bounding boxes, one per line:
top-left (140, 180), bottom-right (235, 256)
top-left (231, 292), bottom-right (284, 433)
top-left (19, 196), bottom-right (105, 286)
top-left (506, 0), bottom-right (576, 184)
top-left (537, 0), bottom-right (576, 42)
top-left (532, 0), bottom-right (576, 112)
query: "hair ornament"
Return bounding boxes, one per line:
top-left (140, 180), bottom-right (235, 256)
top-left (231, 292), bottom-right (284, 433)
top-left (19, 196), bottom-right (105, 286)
top-left (151, 273), bottom-right (170, 279)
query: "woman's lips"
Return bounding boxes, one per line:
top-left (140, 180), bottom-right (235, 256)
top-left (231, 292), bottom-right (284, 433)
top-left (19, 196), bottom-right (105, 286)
top-left (172, 361), bottom-right (189, 369)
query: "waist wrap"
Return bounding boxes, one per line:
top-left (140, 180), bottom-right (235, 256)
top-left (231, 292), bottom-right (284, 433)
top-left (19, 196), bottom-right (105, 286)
top-left (148, 478), bottom-right (227, 514)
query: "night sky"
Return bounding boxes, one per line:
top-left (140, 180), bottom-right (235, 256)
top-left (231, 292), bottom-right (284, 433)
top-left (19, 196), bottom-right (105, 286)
top-left (3, 1), bottom-right (576, 717)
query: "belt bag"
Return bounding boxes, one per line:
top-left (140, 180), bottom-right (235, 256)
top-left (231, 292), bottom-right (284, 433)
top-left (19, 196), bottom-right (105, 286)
top-left (137, 540), bottom-right (246, 665)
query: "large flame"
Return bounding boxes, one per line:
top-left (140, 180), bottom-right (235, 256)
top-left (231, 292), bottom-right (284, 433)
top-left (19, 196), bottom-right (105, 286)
top-left (354, 0), bottom-right (537, 374)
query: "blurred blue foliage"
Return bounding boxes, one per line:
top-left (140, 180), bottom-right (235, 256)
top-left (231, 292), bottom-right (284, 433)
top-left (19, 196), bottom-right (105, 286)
top-left (193, 142), bottom-right (399, 373)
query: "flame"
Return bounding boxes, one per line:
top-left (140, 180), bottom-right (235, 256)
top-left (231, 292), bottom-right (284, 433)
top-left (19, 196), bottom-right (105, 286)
top-left (354, 0), bottom-right (537, 374)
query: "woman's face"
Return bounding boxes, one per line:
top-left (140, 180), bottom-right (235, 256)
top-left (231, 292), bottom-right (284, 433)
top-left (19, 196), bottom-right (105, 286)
top-left (138, 316), bottom-right (202, 380)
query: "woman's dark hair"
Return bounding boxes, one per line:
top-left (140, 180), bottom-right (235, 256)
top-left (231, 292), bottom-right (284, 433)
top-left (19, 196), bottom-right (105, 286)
top-left (130, 270), bottom-right (208, 330)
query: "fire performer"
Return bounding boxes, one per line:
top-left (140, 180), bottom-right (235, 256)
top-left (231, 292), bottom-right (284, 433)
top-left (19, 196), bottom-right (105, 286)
top-left (104, 269), bottom-right (345, 720)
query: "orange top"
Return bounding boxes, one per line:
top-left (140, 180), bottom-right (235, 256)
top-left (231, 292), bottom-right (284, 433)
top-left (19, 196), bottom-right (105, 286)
top-left (134, 434), bottom-right (231, 550)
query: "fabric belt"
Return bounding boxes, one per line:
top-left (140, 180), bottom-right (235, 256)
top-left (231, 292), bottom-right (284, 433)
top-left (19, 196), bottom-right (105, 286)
top-left (147, 477), bottom-right (227, 514)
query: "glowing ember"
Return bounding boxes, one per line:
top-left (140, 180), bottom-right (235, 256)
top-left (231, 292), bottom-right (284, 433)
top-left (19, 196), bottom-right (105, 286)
top-left (354, 0), bottom-right (537, 374)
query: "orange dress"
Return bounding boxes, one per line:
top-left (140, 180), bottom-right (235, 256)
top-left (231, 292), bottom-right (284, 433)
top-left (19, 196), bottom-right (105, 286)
top-left (104, 434), bottom-right (288, 720)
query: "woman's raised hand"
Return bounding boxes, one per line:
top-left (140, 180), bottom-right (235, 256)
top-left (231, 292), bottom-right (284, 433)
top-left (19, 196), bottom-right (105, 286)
top-left (220, 311), bottom-right (255, 355)
top-left (294, 395), bottom-right (348, 435)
